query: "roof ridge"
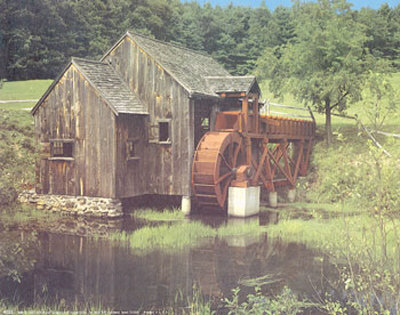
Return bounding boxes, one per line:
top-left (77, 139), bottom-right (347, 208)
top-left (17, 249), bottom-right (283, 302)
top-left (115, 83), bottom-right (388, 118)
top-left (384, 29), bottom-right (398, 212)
top-left (127, 31), bottom-right (212, 58)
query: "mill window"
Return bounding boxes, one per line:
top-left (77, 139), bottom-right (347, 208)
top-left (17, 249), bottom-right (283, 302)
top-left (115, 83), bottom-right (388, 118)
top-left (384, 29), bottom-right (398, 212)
top-left (159, 121), bottom-right (170, 142)
top-left (126, 139), bottom-right (140, 160)
top-left (148, 119), bottom-right (172, 144)
top-left (50, 140), bottom-right (74, 158)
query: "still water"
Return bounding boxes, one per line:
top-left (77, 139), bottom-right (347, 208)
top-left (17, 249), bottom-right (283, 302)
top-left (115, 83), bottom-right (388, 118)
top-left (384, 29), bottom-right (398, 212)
top-left (0, 212), bottom-right (340, 312)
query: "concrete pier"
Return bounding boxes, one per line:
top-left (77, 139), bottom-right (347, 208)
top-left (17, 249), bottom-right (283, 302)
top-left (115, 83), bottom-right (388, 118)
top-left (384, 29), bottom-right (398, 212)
top-left (228, 186), bottom-right (260, 217)
top-left (288, 189), bottom-right (296, 203)
top-left (268, 191), bottom-right (278, 208)
top-left (181, 195), bottom-right (191, 215)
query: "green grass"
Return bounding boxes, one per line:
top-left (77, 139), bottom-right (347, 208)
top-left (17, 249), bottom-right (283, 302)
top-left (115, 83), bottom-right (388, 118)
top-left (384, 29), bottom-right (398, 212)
top-left (0, 102), bottom-right (36, 110)
top-left (106, 218), bottom-right (268, 253)
top-left (0, 109), bottom-right (36, 205)
top-left (261, 72), bottom-right (400, 131)
top-left (0, 79), bottom-right (52, 110)
top-left (267, 214), bottom-right (400, 265)
top-left (0, 79), bottom-right (51, 100)
top-left (131, 208), bottom-right (186, 221)
top-left (108, 221), bottom-right (216, 251)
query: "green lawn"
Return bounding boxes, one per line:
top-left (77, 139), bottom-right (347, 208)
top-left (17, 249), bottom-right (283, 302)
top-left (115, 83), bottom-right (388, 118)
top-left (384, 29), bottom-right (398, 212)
top-left (0, 79), bottom-right (52, 110)
top-left (261, 72), bottom-right (400, 128)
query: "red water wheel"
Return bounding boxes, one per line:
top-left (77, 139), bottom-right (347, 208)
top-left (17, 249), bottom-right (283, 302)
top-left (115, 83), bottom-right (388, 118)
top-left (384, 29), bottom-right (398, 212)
top-left (192, 131), bottom-right (246, 210)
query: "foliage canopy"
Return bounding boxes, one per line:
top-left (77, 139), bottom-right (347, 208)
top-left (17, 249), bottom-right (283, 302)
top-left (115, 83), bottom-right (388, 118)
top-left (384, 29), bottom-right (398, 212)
top-left (257, 0), bottom-right (381, 144)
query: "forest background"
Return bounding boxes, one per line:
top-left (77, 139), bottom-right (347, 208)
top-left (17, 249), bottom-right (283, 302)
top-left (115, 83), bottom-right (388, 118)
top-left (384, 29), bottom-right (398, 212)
top-left (1, 0), bottom-right (400, 81)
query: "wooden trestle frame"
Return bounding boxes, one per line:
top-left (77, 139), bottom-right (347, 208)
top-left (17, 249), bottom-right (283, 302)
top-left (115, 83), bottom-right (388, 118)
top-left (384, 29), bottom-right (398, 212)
top-left (192, 92), bottom-right (315, 210)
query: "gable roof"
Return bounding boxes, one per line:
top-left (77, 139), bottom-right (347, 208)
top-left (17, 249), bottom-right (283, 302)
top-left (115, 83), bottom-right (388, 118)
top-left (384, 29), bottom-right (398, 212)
top-left (102, 31), bottom-right (260, 99)
top-left (32, 58), bottom-right (147, 116)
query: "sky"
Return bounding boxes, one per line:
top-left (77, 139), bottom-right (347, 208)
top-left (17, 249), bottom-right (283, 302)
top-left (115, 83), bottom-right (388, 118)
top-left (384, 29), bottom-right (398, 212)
top-left (184, 0), bottom-right (400, 10)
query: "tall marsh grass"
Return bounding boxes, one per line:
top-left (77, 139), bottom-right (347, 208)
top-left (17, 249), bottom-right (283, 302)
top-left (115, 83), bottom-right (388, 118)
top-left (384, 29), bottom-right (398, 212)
top-left (107, 218), bottom-right (268, 253)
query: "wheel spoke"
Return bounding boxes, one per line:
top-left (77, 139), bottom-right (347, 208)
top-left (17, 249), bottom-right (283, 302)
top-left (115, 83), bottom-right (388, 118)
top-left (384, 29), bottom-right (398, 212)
top-left (229, 136), bottom-right (234, 166)
top-left (218, 152), bottom-right (232, 171)
top-left (232, 138), bottom-right (242, 167)
top-left (215, 171), bottom-right (231, 184)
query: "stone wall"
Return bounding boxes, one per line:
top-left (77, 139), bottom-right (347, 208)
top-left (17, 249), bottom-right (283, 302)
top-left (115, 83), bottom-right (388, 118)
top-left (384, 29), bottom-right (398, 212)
top-left (18, 190), bottom-right (123, 218)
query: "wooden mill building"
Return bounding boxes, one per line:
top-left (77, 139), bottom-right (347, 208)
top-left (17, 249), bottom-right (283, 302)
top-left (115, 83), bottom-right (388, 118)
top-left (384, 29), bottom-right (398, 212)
top-left (32, 31), bottom-right (260, 207)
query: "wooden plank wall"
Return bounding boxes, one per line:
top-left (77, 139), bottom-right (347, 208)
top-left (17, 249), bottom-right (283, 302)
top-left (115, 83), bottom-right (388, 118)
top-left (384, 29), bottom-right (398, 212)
top-left (104, 36), bottom-right (194, 197)
top-left (34, 65), bottom-right (116, 198)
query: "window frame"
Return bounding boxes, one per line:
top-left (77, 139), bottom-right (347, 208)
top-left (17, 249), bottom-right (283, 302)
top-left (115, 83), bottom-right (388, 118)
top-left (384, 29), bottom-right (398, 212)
top-left (126, 138), bottom-right (140, 161)
top-left (48, 139), bottom-right (74, 161)
top-left (149, 118), bottom-right (172, 145)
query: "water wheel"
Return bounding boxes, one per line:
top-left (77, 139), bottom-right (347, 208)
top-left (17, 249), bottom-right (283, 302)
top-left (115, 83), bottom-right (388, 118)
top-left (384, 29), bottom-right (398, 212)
top-left (192, 131), bottom-right (246, 210)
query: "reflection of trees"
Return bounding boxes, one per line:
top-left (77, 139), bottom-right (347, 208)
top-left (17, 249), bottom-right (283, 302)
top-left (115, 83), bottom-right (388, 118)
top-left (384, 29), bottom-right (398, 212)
top-left (32, 232), bottom-right (193, 311)
top-left (0, 231), bottom-right (39, 282)
top-left (0, 230), bottom-right (40, 307)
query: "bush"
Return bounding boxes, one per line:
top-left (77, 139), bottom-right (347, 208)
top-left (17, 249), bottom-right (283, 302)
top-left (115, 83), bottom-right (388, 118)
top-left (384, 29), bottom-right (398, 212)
top-left (308, 138), bottom-right (400, 215)
top-left (0, 110), bottom-right (36, 207)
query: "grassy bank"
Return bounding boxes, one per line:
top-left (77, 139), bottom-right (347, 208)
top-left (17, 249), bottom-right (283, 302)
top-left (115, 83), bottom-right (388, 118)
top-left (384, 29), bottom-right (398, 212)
top-left (0, 110), bottom-right (36, 205)
top-left (0, 80), bottom-right (52, 206)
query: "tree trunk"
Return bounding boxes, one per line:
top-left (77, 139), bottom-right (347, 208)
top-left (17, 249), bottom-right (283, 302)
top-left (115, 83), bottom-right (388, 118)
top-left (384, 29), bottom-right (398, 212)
top-left (325, 100), bottom-right (332, 146)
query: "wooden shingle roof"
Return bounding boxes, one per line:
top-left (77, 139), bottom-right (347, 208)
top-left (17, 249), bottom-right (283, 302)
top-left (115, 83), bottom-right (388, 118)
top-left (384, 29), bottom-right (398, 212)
top-left (127, 32), bottom-right (229, 97)
top-left (72, 58), bottom-right (147, 115)
top-left (102, 32), bottom-right (259, 98)
top-left (32, 58), bottom-right (147, 116)
top-left (205, 76), bottom-right (259, 94)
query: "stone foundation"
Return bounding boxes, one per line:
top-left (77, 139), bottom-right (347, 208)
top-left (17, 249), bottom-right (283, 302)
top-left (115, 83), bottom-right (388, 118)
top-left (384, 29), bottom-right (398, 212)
top-left (18, 190), bottom-right (123, 218)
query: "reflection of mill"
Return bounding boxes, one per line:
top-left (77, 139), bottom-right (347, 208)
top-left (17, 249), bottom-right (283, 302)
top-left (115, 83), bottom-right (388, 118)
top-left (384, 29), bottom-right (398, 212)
top-left (35, 231), bottom-right (193, 310)
top-left (27, 217), bottom-right (339, 311)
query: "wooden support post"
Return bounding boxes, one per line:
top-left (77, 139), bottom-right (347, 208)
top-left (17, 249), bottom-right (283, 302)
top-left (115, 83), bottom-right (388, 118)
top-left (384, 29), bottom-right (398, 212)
top-left (263, 143), bottom-right (275, 192)
top-left (293, 140), bottom-right (304, 182)
top-left (242, 95), bottom-right (249, 134)
top-left (300, 139), bottom-right (312, 176)
top-left (281, 139), bottom-right (294, 187)
top-left (253, 95), bottom-right (259, 134)
top-left (246, 136), bottom-right (252, 166)
top-left (252, 138), bottom-right (268, 186)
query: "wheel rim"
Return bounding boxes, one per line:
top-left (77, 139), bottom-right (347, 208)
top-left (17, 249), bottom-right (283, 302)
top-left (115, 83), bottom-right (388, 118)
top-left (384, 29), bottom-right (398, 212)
top-left (192, 131), bottom-right (245, 210)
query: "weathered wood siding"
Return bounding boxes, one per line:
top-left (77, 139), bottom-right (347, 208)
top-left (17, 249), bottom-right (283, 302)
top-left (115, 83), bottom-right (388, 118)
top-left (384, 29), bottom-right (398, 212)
top-left (33, 65), bottom-right (116, 198)
top-left (104, 36), bottom-right (194, 197)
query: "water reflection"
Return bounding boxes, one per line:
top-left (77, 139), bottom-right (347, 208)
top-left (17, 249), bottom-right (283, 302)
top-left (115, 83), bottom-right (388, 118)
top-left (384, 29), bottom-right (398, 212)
top-left (0, 213), bottom-right (339, 312)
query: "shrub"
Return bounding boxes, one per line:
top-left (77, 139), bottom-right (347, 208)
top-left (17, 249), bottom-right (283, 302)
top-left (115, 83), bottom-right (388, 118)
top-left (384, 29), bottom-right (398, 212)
top-left (0, 110), bottom-right (36, 207)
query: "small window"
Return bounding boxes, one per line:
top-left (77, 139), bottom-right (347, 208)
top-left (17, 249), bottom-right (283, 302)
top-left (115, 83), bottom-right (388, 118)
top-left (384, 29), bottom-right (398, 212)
top-left (50, 140), bottom-right (73, 158)
top-left (148, 119), bottom-right (172, 144)
top-left (159, 122), bottom-right (170, 142)
top-left (126, 139), bottom-right (140, 160)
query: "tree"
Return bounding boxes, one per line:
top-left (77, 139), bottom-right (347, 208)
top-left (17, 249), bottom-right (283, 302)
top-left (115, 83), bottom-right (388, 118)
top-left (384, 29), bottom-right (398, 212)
top-left (357, 5), bottom-right (400, 69)
top-left (257, 0), bottom-right (374, 145)
top-left (363, 71), bottom-right (398, 131)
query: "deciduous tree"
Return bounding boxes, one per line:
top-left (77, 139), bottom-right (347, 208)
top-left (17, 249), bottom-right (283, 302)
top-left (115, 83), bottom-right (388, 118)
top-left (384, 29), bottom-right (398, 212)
top-left (257, 0), bottom-right (374, 145)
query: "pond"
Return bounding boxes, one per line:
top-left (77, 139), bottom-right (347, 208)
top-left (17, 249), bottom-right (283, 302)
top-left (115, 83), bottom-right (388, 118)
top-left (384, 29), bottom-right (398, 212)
top-left (0, 210), bottom-right (342, 313)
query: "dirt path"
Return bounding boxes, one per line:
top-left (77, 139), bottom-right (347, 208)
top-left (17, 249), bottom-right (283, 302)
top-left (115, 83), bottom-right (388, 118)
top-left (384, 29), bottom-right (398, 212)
top-left (0, 99), bottom-right (37, 103)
